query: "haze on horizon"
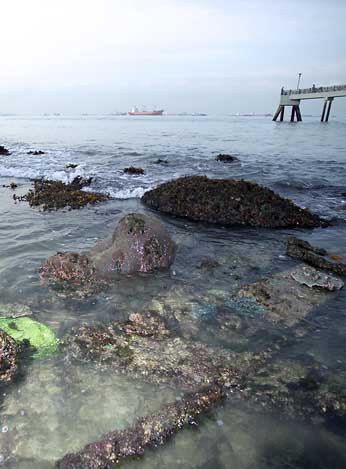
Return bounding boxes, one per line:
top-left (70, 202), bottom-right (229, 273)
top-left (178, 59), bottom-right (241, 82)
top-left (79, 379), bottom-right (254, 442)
top-left (1, 0), bottom-right (346, 115)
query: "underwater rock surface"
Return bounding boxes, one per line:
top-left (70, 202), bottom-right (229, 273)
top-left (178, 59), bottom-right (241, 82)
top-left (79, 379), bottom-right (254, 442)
top-left (41, 213), bottom-right (176, 289)
top-left (290, 265), bottom-right (344, 291)
top-left (142, 176), bottom-right (328, 228)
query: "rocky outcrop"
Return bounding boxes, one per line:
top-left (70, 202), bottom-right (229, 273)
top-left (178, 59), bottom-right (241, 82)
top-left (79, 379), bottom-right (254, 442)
top-left (41, 213), bottom-right (175, 288)
top-left (286, 236), bottom-right (346, 276)
top-left (0, 145), bottom-right (11, 156)
top-left (15, 177), bottom-right (109, 211)
top-left (142, 176), bottom-right (328, 228)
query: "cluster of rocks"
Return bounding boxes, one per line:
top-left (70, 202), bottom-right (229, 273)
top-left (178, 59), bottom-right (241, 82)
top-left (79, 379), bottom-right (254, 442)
top-left (27, 150), bottom-right (45, 155)
top-left (14, 176), bottom-right (109, 211)
top-left (142, 176), bottom-right (329, 228)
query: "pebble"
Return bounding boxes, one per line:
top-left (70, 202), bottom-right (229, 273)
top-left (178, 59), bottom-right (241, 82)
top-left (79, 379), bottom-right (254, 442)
top-left (1, 426), bottom-right (8, 433)
top-left (20, 410), bottom-right (26, 417)
top-left (216, 419), bottom-right (224, 427)
top-left (0, 455), bottom-right (4, 464)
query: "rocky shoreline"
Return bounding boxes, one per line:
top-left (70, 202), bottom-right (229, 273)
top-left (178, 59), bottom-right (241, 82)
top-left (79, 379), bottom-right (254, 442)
top-left (0, 166), bottom-right (345, 466)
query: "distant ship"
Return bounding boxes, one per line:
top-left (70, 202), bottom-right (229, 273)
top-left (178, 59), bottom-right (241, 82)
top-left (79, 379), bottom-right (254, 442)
top-left (128, 107), bottom-right (164, 116)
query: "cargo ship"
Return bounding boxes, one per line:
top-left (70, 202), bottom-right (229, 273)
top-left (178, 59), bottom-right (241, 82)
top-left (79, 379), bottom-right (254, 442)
top-left (128, 107), bottom-right (164, 116)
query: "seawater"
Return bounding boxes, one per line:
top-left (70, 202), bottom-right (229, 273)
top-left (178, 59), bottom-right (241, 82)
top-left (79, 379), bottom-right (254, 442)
top-left (0, 115), bottom-right (346, 468)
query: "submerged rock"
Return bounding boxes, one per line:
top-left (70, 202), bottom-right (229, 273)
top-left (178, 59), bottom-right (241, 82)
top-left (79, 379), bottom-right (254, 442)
top-left (56, 385), bottom-right (223, 469)
top-left (0, 317), bottom-right (58, 358)
top-left (0, 146), bottom-right (11, 156)
top-left (15, 177), bottom-right (110, 211)
top-left (215, 154), bottom-right (239, 162)
top-left (142, 176), bottom-right (328, 228)
top-left (2, 182), bottom-right (17, 190)
top-left (41, 213), bottom-right (175, 288)
top-left (123, 166), bottom-right (144, 175)
top-left (286, 236), bottom-right (346, 276)
top-left (0, 303), bottom-right (32, 318)
top-left (291, 265), bottom-right (344, 291)
top-left (0, 330), bottom-right (18, 383)
top-left (237, 266), bottom-right (336, 327)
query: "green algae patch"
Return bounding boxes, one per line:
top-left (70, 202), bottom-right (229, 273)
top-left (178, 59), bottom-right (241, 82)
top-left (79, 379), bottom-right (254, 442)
top-left (0, 317), bottom-right (59, 358)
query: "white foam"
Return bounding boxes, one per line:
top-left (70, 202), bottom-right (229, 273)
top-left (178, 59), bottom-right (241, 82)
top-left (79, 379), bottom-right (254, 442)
top-left (107, 186), bottom-right (152, 199)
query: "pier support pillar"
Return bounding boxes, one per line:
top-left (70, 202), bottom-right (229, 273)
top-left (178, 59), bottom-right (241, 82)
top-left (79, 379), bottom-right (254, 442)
top-left (295, 106), bottom-right (302, 121)
top-left (321, 100), bottom-right (327, 122)
top-left (290, 106), bottom-right (295, 122)
top-left (325, 98), bottom-right (333, 122)
top-left (273, 105), bottom-right (284, 121)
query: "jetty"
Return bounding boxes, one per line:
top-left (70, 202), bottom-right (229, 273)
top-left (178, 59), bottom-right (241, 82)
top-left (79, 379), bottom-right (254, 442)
top-left (273, 84), bottom-right (346, 122)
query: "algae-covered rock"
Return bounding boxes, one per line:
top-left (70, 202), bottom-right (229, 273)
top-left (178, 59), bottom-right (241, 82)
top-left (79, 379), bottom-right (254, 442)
top-left (15, 177), bottom-right (110, 211)
top-left (142, 176), bottom-right (328, 228)
top-left (0, 329), bottom-right (18, 383)
top-left (0, 317), bottom-right (58, 358)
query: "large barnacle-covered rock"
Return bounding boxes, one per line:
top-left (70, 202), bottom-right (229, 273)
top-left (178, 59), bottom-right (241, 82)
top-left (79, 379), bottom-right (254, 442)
top-left (142, 176), bottom-right (328, 228)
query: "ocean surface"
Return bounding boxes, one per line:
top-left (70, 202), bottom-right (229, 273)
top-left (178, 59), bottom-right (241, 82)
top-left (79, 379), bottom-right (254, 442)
top-left (0, 114), bottom-right (346, 468)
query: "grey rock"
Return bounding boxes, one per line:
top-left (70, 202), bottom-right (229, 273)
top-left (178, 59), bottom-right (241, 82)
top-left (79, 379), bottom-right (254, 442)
top-left (291, 265), bottom-right (344, 291)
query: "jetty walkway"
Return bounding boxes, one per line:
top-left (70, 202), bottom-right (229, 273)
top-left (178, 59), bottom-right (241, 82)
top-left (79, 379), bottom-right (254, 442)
top-left (273, 84), bottom-right (346, 122)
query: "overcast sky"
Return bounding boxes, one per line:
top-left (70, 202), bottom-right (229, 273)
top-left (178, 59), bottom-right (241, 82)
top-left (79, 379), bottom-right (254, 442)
top-left (1, 0), bottom-right (346, 114)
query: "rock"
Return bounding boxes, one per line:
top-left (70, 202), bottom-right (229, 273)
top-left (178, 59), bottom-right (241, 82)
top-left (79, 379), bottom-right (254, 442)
top-left (27, 150), bottom-right (45, 155)
top-left (123, 166), bottom-right (144, 175)
top-left (286, 236), bottom-right (346, 276)
top-left (0, 330), bottom-right (18, 383)
top-left (0, 303), bottom-right (32, 318)
top-left (0, 146), bottom-right (11, 156)
top-left (91, 213), bottom-right (176, 274)
top-left (142, 176), bottom-right (328, 228)
top-left (0, 317), bottom-right (58, 359)
top-left (41, 213), bottom-right (176, 288)
top-left (153, 159), bottom-right (169, 165)
top-left (65, 163), bottom-right (78, 169)
top-left (291, 265), bottom-right (344, 291)
top-left (56, 385), bottom-right (223, 469)
top-left (215, 154), bottom-right (239, 162)
top-left (15, 177), bottom-right (110, 211)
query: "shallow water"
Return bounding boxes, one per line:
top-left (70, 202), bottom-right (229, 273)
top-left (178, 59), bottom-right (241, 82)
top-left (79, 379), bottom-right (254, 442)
top-left (0, 115), bottom-right (346, 467)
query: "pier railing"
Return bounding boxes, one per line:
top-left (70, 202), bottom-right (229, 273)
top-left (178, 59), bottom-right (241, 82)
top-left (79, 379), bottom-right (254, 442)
top-left (281, 84), bottom-right (346, 95)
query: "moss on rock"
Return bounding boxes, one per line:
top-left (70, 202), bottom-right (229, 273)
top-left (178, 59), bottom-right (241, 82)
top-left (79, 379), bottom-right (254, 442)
top-left (0, 317), bottom-right (58, 359)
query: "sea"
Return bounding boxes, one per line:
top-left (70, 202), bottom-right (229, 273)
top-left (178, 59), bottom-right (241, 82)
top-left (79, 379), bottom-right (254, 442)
top-left (0, 114), bottom-right (346, 468)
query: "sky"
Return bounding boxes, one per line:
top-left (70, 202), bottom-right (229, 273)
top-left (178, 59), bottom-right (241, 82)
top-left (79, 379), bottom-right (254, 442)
top-left (1, 0), bottom-right (346, 114)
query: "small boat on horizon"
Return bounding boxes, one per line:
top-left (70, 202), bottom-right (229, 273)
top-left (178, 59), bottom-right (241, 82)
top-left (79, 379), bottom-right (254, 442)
top-left (128, 107), bottom-right (164, 116)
